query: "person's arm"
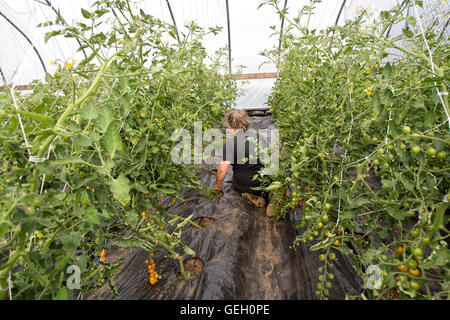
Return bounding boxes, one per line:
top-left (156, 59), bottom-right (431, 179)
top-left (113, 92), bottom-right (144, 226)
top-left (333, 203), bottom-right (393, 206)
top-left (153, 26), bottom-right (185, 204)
top-left (214, 160), bottom-right (230, 193)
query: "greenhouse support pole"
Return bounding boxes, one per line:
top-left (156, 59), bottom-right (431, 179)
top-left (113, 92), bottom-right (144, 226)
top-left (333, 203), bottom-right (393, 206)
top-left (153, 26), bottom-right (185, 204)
top-left (328, 0), bottom-right (346, 52)
top-left (225, 0), bottom-right (232, 79)
top-left (0, 66), bottom-right (7, 84)
top-left (439, 18), bottom-right (449, 39)
top-left (166, 0), bottom-right (181, 44)
top-left (334, 0), bottom-right (346, 26)
top-left (0, 10), bottom-right (47, 74)
top-left (386, 0), bottom-right (407, 39)
top-left (277, 0), bottom-right (288, 67)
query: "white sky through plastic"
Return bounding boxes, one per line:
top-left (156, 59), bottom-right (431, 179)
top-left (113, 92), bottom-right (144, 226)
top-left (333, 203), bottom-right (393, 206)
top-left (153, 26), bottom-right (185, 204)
top-left (1, 0), bottom-right (448, 109)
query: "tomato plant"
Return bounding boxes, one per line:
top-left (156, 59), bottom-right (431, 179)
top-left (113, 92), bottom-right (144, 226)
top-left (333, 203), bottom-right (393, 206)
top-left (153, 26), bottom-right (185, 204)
top-left (261, 0), bottom-right (449, 300)
top-left (0, 0), bottom-right (236, 299)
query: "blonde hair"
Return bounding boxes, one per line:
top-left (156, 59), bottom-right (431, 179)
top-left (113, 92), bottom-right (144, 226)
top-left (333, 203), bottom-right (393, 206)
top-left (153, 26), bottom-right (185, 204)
top-left (224, 110), bottom-right (251, 132)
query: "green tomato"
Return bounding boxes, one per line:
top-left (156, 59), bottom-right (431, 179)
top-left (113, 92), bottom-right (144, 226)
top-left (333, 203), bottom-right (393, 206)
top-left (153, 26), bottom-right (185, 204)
top-left (315, 222), bottom-right (324, 230)
top-left (410, 229), bottom-right (420, 237)
top-left (412, 247), bottom-right (423, 258)
top-left (402, 126), bottom-right (411, 134)
top-left (411, 146), bottom-right (421, 154)
top-left (426, 147), bottom-right (436, 157)
top-left (324, 203), bottom-right (331, 211)
top-left (421, 236), bottom-right (430, 245)
top-left (25, 206), bottom-right (34, 216)
top-left (328, 273), bottom-right (335, 280)
top-left (436, 151), bottom-right (447, 159)
top-left (408, 259), bottom-right (418, 269)
top-left (387, 144), bottom-right (394, 151)
top-left (378, 148), bottom-right (384, 155)
top-left (319, 254), bottom-right (326, 261)
top-left (410, 281), bottom-right (421, 290)
top-left (322, 214), bottom-right (329, 222)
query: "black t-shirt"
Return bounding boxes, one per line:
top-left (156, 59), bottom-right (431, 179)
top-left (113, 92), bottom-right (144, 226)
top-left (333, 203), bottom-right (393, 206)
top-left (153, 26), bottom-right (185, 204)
top-left (222, 130), bottom-right (265, 194)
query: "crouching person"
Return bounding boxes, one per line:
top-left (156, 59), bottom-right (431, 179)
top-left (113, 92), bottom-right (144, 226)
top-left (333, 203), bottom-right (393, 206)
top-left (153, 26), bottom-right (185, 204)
top-left (213, 110), bottom-right (273, 217)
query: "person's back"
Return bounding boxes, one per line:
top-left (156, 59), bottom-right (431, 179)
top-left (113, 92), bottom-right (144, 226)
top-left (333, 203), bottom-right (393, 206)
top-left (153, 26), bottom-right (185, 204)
top-left (223, 128), bottom-right (265, 196)
top-left (214, 110), bottom-right (272, 215)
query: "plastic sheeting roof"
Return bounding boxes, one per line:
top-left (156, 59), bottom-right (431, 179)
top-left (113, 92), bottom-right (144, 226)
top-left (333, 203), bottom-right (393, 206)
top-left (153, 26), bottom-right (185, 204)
top-left (0, 0), bottom-right (448, 109)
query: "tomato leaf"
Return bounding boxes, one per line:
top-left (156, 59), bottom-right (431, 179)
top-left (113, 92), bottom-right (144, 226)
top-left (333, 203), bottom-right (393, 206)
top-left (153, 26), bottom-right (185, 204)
top-left (102, 121), bottom-right (123, 159)
top-left (109, 174), bottom-right (131, 206)
top-left (74, 134), bottom-right (93, 147)
top-left (62, 232), bottom-right (81, 257)
top-left (94, 107), bottom-right (113, 133)
top-left (84, 207), bottom-right (101, 225)
top-left (81, 8), bottom-right (92, 19)
top-left (79, 101), bottom-right (99, 120)
top-left (18, 111), bottom-right (55, 127)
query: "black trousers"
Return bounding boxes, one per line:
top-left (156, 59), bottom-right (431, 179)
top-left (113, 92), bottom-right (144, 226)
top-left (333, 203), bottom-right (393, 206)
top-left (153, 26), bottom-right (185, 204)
top-left (232, 176), bottom-right (270, 203)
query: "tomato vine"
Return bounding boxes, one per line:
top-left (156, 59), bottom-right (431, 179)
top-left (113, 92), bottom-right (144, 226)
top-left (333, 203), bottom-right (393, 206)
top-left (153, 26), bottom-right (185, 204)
top-left (0, 0), bottom-right (236, 299)
top-left (262, 0), bottom-right (449, 300)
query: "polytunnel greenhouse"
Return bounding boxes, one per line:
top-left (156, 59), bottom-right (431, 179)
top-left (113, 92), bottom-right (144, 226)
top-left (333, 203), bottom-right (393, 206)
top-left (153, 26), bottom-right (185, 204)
top-left (0, 0), bottom-right (449, 305)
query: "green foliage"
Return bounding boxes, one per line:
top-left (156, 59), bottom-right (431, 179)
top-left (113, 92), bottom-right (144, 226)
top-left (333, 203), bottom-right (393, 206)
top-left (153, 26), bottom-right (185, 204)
top-left (263, 0), bottom-right (449, 300)
top-left (0, 0), bottom-right (236, 299)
